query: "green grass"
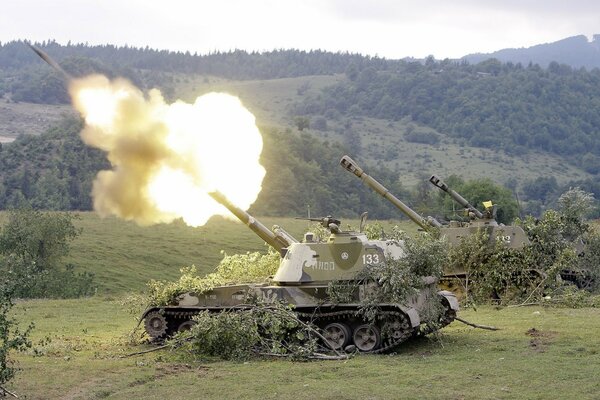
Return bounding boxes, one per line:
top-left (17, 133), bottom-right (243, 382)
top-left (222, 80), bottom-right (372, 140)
top-left (9, 298), bottom-right (600, 399)
top-left (3, 212), bottom-right (599, 399)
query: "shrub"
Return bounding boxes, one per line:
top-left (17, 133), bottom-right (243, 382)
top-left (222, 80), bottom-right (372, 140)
top-left (404, 129), bottom-right (440, 145)
top-left (0, 280), bottom-right (33, 393)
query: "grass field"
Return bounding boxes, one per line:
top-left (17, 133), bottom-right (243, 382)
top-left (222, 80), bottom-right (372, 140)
top-left (0, 100), bottom-right (75, 140)
top-left (9, 298), bottom-right (600, 400)
top-left (2, 211), bottom-right (599, 399)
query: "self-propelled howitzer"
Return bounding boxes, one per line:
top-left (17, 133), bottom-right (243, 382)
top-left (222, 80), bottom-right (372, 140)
top-left (428, 174), bottom-right (529, 251)
top-left (141, 191), bottom-right (458, 353)
top-left (340, 155), bottom-right (529, 281)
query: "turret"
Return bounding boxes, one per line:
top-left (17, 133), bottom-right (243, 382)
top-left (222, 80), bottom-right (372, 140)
top-left (209, 191), bottom-right (298, 254)
top-left (340, 155), bottom-right (442, 231)
top-left (428, 175), bottom-right (485, 219)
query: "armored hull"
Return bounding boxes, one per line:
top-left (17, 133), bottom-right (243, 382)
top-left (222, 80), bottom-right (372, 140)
top-left (142, 280), bottom-right (458, 353)
top-left (142, 191), bottom-right (458, 353)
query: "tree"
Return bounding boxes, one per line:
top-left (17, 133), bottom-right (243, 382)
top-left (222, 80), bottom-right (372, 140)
top-left (557, 187), bottom-right (595, 240)
top-left (0, 208), bottom-right (94, 298)
top-left (522, 176), bottom-right (558, 203)
top-left (293, 116), bottom-right (310, 131)
top-left (0, 208), bottom-right (79, 273)
top-left (312, 116), bottom-right (328, 131)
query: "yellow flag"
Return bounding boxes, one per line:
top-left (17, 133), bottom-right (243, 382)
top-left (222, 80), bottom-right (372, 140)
top-left (482, 201), bottom-right (493, 209)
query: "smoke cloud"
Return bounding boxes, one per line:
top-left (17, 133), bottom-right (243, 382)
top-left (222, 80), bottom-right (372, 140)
top-left (69, 74), bottom-right (266, 226)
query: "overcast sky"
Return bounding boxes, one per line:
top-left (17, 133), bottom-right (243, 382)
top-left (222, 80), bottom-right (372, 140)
top-left (2, 0), bottom-right (599, 59)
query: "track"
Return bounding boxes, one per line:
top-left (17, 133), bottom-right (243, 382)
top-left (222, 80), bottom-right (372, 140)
top-left (146, 301), bottom-right (456, 354)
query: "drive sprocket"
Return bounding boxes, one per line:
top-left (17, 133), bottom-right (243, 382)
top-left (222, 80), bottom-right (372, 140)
top-left (144, 311), bottom-right (169, 339)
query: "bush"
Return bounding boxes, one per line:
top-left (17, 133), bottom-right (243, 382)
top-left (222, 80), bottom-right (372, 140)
top-left (0, 280), bottom-right (33, 393)
top-left (404, 129), bottom-right (440, 145)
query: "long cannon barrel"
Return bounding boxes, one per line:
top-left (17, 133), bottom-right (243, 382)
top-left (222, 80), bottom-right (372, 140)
top-left (428, 175), bottom-right (484, 219)
top-left (28, 44), bottom-right (72, 82)
top-left (209, 191), bottom-right (298, 254)
top-left (340, 155), bottom-right (442, 230)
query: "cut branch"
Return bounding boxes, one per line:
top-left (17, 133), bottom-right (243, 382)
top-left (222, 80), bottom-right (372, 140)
top-left (455, 316), bottom-right (500, 331)
top-left (120, 344), bottom-right (169, 358)
top-left (0, 386), bottom-right (19, 398)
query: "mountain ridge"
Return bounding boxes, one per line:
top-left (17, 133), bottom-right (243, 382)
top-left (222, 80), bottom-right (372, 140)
top-left (463, 34), bottom-right (600, 68)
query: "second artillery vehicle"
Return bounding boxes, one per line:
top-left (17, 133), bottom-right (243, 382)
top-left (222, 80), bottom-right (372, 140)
top-left (340, 155), bottom-right (529, 282)
top-left (142, 191), bottom-right (458, 353)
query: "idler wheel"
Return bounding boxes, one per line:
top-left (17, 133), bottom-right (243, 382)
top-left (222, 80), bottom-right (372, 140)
top-left (323, 322), bottom-right (351, 350)
top-left (144, 311), bottom-right (168, 339)
top-left (352, 324), bottom-right (381, 352)
top-left (177, 320), bottom-right (197, 332)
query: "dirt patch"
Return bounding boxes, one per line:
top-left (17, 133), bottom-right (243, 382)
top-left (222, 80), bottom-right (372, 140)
top-left (526, 328), bottom-right (558, 353)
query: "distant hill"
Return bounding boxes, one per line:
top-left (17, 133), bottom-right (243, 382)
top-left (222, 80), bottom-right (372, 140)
top-left (463, 35), bottom-right (600, 69)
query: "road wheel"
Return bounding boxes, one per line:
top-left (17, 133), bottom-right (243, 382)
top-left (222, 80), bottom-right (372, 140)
top-left (352, 324), bottom-right (381, 352)
top-left (323, 322), bottom-right (351, 350)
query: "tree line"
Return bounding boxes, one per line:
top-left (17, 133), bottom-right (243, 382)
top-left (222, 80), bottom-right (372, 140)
top-left (0, 40), bottom-right (395, 103)
top-left (1, 121), bottom-right (598, 221)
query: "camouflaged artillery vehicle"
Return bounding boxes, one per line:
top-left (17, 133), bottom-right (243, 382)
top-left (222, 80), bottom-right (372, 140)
top-left (141, 191), bottom-right (458, 352)
top-left (340, 155), bottom-right (529, 287)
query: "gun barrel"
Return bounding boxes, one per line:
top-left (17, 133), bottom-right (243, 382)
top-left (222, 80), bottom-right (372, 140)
top-left (340, 155), bottom-right (442, 230)
top-left (429, 175), bottom-right (484, 219)
top-left (28, 44), bottom-right (72, 81)
top-left (209, 191), bottom-right (297, 253)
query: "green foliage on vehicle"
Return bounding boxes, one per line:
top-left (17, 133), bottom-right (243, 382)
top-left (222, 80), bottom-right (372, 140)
top-left (449, 188), bottom-right (600, 303)
top-left (147, 249), bottom-right (280, 306)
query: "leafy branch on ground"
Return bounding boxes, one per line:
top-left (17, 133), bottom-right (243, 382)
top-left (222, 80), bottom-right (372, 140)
top-left (168, 299), bottom-right (324, 361)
